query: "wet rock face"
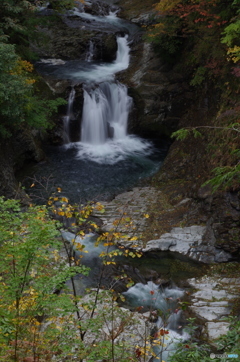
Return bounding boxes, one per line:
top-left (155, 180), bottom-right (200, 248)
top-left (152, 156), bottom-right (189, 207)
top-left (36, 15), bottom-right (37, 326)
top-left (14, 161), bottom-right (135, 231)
top-left (86, 0), bottom-right (113, 16)
top-left (143, 226), bottom-right (232, 264)
top-left (121, 40), bottom-right (193, 138)
top-left (94, 33), bottom-right (118, 62)
top-left (31, 19), bottom-right (118, 62)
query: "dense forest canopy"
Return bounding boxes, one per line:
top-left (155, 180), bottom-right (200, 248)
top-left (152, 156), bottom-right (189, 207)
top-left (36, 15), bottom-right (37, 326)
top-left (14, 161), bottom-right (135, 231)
top-left (148, 0), bottom-right (240, 79)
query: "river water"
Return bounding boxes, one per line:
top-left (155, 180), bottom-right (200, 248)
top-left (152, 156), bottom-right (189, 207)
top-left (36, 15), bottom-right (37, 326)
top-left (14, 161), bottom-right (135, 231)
top-left (26, 3), bottom-right (206, 360)
top-left (27, 26), bottom-right (170, 203)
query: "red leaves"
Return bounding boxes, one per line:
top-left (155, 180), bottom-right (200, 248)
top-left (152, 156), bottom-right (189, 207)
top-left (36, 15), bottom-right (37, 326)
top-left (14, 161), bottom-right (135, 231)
top-left (135, 348), bottom-right (142, 357)
top-left (167, 0), bottom-right (224, 29)
top-left (154, 329), bottom-right (170, 338)
top-left (159, 328), bottom-right (169, 336)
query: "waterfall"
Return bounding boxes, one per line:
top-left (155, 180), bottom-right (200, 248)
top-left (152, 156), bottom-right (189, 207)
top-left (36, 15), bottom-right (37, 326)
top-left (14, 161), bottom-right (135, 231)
top-left (85, 40), bottom-right (95, 62)
top-left (63, 87), bottom-right (76, 143)
top-left (80, 34), bottom-right (131, 145)
top-left (115, 36), bottom-right (130, 68)
top-left (81, 82), bottom-right (132, 145)
top-left (55, 36), bottom-right (154, 164)
top-left (81, 86), bottom-right (109, 145)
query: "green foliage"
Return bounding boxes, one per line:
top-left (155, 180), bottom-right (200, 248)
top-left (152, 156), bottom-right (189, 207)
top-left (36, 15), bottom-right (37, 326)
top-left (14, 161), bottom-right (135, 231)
top-left (0, 0), bottom-right (35, 34)
top-left (0, 41), bottom-right (66, 137)
top-left (0, 197), bottom-right (148, 361)
top-left (190, 66), bottom-right (207, 86)
top-left (148, 0), bottom-right (239, 85)
top-left (204, 163), bottom-right (240, 191)
top-left (0, 197), bottom-right (89, 360)
top-left (25, 96), bottom-right (67, 129)
top-left (0, 0), bottom-right (76, 35)
top-left (221, 18), bottom-right (240, 63)
top-left (49, 0), bottom-right (77, 11)
top-left (152, 33), bottom-right (183, 64)
top-left (171, 125), bottom-right (240, 191)
top-left (192, 129), bottom-right (203, 138)
top-left (222, 20), bottom-right (240, 47)
top-left (146, 13), bottom-right (184, 64)
top-left (217, 317), bottom-right (240, 356)
top-left (171, 128), bottom-right (190, 140)
top-left (170, 317), bottom-right (240, 362)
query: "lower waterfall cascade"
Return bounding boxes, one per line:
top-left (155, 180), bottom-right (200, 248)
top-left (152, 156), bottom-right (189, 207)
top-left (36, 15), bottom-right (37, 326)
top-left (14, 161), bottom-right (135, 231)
top-left (63, 87), bottom-right (76, 143)
top-left (81, 82), bottom-right (132, 145)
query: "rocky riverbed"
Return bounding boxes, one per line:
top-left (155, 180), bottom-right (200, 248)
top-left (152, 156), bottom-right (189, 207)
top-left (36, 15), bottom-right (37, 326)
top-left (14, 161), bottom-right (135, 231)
top-left (91, 185), bottom-right (240, 344)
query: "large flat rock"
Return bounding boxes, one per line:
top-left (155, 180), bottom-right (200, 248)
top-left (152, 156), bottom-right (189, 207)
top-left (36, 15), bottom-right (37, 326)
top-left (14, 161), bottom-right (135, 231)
top-left (93, 186), bottom-right (233, 264)
top-left (143, 225), bottom-right (231, 263)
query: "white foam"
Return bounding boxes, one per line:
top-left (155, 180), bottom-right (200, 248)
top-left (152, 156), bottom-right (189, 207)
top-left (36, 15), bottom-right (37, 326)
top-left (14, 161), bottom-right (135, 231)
top-left (40, 58), bottom-right (66, 65)
top-left (72, 36), bottom-right (130, 83)
top-left (72, 136), bottom-right (153, 164)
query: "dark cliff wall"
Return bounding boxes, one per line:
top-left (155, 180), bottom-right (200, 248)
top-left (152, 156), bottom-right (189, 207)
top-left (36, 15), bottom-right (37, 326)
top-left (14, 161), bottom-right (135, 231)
top-left (0, 130), bottom-right (45, 200)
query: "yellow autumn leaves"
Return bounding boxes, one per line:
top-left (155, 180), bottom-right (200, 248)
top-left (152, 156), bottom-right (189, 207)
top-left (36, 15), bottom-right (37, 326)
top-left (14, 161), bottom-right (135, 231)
top-left (9, 59), bottom-right (36, 85)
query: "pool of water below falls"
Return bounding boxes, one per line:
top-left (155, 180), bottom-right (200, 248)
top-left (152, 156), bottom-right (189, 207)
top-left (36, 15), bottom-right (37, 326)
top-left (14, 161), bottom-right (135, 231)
top-left (20, 138), bottom-right (169, 204)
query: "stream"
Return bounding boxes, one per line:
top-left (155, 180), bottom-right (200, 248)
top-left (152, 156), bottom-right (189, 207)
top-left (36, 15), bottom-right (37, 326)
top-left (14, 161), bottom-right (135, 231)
top-left (23, 2), bottom-right (207, 360)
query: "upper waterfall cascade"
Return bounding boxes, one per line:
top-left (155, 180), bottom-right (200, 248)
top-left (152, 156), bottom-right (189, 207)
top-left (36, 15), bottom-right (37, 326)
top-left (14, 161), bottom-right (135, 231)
top-left (73, 35), bottom-right (130, 83)
top-left (64, 35), bottom-right (154, 164)
top-left (79, 36), bottom-right (131, 147)
top-left (36, 5), bottom-right (153, 164)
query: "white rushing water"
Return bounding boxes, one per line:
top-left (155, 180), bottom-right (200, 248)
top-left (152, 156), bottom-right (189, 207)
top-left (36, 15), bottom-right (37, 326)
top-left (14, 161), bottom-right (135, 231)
top-left (77, 79), bottom-right (154, 163)
top-left (81, 82), bottom-right (131, 144)
top-left (71, 35), bottom-right (130, 83)
top-left (85, 40), bottom-right (95, 62)
top-left (61, 230), bottom-right (115, 259)
top-left (65, 35), bottom-right (155, 164)
top-left (68, 7), bottom-right (134, 32)
top-left (63, 87), bottom-right (76, 143)
top-left (123, 282), bottom-right (189, 361)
